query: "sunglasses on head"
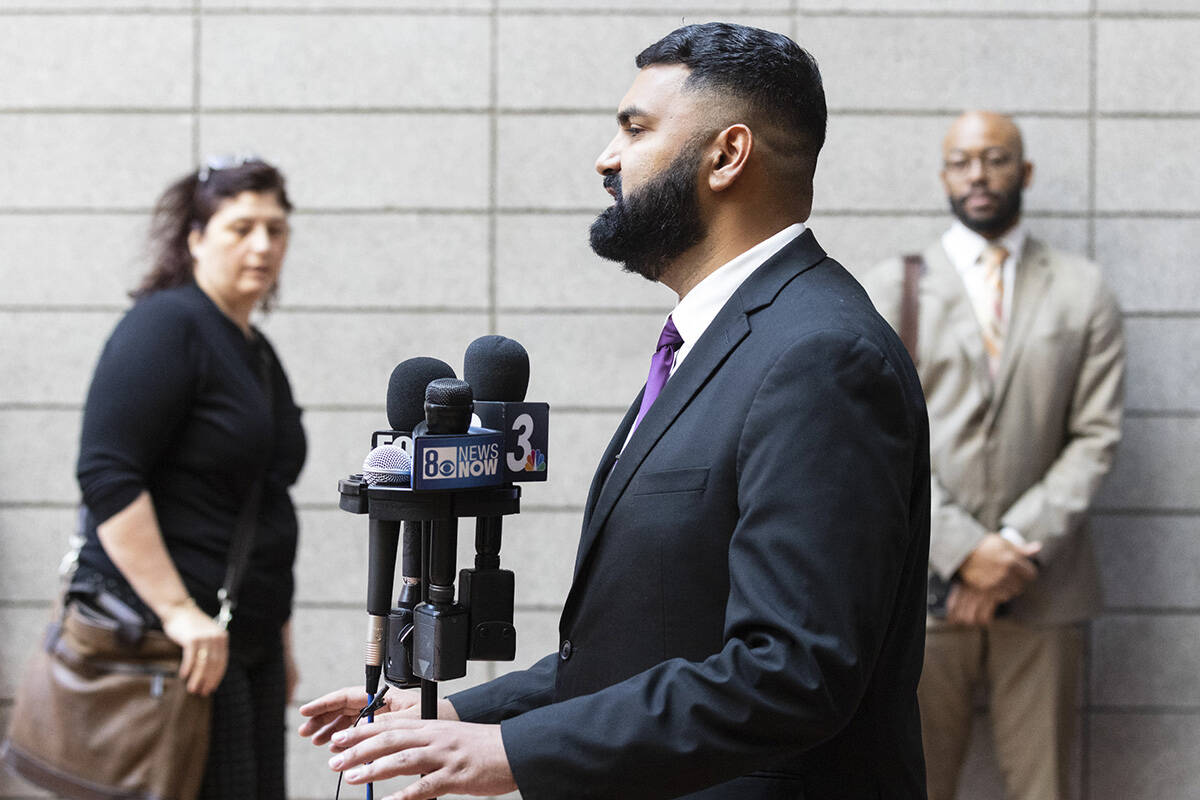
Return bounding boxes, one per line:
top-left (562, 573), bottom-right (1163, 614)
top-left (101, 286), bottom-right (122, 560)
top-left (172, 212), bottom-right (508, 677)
top-left (197, 153), bottom-right (265, 183)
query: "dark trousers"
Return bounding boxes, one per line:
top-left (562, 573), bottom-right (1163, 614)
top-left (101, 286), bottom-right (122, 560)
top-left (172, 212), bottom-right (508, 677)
top-left (198, 625), bottom-right (287, 800)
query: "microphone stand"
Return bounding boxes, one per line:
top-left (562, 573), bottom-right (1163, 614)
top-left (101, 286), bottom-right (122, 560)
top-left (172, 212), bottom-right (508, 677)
top-left (338, 476), bottom-right (521, 799)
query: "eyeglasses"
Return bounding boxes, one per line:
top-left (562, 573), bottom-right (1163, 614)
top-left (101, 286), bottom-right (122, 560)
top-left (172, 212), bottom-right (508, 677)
top-left (197, 152), bottom-right (264, 183)
top-left (943, 149), bottom-right (1019, 176)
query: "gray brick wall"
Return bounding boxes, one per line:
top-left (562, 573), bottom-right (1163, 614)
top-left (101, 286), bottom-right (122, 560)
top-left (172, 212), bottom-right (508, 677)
top-left (1, 3), bottom-right (1195, 799)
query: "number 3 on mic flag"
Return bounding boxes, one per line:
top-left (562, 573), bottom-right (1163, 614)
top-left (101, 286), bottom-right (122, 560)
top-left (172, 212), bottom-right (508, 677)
top-left (474, 401), bottom-right (549, 483)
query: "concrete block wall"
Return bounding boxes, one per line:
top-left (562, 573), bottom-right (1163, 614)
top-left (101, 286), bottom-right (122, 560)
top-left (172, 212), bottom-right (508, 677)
top-left (1, 2), bottom-right (1195, 798)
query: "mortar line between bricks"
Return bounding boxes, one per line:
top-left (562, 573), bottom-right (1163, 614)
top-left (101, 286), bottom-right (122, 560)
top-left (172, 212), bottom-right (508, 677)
top-left (3, 207), bottom-right (1200, 218)
top-left (7, 107), bottom-right (1200, 118)
top-left (487, 0), bottom-right (499, 334)
top-left (191, 0), bottom-right (200, 160)
top-left (3, 6), bottom-right (1200, 19)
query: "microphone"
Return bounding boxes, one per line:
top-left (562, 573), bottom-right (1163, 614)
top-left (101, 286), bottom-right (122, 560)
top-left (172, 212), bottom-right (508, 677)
top-left (373, 357), bottom-right (457, 450)
top-left (362, 360), bottom-right (453, 696)
top-left (361, 444), bottom-right (412, 486)
top-left (422, 378), bottom-right (473, 435)
top-left (361, 445), bottom-right (412, 692)
top-left (362, 443), bottom-right (423, 690)
top-left (340, 349), bottom-right (529, 698)
top-left (465, 336), bottom-right (548, 481)
top-left (408, 376), bottom-right (504, 490)
top-left (388, 357), bottom-right (457, 431)
top-left (456, 335), bottom-right (543, 662)
top-left (464, 335), bottom-right (529, 403)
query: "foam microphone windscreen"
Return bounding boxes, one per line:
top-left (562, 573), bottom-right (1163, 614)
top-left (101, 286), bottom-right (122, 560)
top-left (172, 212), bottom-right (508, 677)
top-left (387, 357), bottom-right (456, 431)
top-left (361, 444), bottom-right (412, 485)
top-left (463, 335), bottom-right (530, 401)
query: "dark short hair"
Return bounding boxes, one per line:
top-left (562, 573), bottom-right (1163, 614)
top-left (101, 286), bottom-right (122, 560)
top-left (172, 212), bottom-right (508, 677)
top-left (133, 159), bottom-right (292, 308)
top-left (636, 22), bottom-right (827, 160)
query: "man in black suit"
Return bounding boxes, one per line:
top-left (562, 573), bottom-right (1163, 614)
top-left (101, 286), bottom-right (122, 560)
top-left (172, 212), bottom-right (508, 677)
top-left (301, 23), bottom-right (931, 800)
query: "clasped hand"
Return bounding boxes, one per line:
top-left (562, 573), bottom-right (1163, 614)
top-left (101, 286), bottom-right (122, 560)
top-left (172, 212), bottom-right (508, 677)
top-left (298, 687), bottom-right (516, 800)
top-left (947, 533), bottom-right (1041, 626)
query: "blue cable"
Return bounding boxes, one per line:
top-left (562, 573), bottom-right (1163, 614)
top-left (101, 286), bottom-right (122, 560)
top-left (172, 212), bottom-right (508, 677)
top-left (366, 692), bottom-right (375, 800)
top-left (335, 688), bottom-right (387, 800)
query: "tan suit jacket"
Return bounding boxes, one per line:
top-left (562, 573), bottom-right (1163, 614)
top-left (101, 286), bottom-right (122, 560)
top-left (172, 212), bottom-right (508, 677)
top-left (861, 235), bottom-right (1124, 625)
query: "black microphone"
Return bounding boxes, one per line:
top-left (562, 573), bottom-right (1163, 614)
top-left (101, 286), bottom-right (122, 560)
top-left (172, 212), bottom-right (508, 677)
top-left (377, 357), bottom-right (457, 447)
top-left (422, 378), bottom-right (473, 435)
top-left (464, 335), bottom-right (529, 403)
top-left (457, 335), bottom-right (538, 662)
top-left (357, 441), bottom-right (410, 623)
top-left (363, 360), bottom-right (454, 695)
top-left (420, 378), bottom-right (472, 603)
top-left (410, 376), bottom-right (479, 688)
top-left (466, 336), bottom-right (548, 482)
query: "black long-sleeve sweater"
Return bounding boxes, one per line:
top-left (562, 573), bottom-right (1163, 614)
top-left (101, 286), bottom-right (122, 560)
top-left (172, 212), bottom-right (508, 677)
top-left (76, 283), bottom-right (306, 633)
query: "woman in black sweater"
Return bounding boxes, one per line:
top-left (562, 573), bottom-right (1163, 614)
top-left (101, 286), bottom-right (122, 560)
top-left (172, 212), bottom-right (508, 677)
top-left (75, 157), bottom-right (306, 798)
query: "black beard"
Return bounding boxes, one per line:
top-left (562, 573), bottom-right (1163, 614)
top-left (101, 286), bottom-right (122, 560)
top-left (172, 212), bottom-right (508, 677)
top-left (949, 185), bottom-right (1023, 238)
top-left (588, 146), bottom-right (706, 282)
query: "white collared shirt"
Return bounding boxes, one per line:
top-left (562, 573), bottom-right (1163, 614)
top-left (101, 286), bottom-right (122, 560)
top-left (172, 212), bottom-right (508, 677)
top-left (941, 220), bottom-right (1027, 326)
top-left (669, 222), bottom-right (807, 376)
top-left (620, 222), bottom-right (807, 453)
top-left (940, 220), bottom-right (1031, 549)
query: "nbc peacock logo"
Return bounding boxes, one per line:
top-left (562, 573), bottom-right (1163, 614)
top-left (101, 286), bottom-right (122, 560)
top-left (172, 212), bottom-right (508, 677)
top-left (523, 449), bottom-right (547, 472)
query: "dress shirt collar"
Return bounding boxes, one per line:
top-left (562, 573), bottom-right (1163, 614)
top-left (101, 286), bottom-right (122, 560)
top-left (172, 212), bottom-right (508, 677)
top-left (941, 220), bottom-right (1026, 329)
top-left (669, 222), bottom-right (807, 373)
top-left (942, 219), bottom-right (1027, 277)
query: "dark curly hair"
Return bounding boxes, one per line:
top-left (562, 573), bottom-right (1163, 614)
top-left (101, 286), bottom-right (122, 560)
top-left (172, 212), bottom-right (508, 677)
top-left (132, 159), bottom-right (293, 311)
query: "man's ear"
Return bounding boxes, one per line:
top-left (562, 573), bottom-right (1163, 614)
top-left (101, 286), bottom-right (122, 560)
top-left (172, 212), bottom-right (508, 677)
top-left (707, 124), bottom-right (752, 193)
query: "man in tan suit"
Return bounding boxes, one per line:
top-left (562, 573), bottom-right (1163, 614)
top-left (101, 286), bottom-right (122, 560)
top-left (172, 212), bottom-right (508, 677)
top-left (859, 111), bottom-right (1125, 800)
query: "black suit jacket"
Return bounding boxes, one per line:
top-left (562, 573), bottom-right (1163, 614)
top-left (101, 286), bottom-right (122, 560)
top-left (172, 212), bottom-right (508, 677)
top-left (451, 231), bottom-right (930, 799)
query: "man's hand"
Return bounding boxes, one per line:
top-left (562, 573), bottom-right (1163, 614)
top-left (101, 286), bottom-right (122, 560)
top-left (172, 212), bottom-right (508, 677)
top-left (297, 686), bottom-right (458, 747)
top-left (957, 533), bottom-right (1041, 601)
top-left (327, 717), bottom-right (516, 800)
top-left (945, 583), bottom-right (1002, 626)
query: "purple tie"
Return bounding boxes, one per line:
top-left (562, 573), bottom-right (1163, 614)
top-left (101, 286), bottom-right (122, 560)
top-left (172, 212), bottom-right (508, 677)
top-left (631, 315), bottom-right (684, 434)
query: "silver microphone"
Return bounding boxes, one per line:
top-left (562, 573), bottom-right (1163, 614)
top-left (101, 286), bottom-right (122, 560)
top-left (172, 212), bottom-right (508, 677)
top-left (362, 444), bottom-right (412, 486)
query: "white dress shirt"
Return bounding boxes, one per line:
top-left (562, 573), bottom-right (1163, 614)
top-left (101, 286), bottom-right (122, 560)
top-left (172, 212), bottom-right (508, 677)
top-left (941, 220), bottom-right (1031, 548)
top-left (941, 220), bottom-right (1027, 329)
top-left (620, 222), bottom-right (807, 452)
top-left (670, 222), bottom-right (807, 375)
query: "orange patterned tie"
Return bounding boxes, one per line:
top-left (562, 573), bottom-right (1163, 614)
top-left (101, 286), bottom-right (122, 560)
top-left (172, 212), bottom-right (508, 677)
top-left (978, 243), bottom-right (1008, 377)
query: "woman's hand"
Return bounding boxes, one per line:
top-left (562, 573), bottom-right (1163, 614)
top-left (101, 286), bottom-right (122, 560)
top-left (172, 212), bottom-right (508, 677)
top-left (95, 493), bottom-right (229, 696)
top-left (161, 599), bottom-right (229, 696)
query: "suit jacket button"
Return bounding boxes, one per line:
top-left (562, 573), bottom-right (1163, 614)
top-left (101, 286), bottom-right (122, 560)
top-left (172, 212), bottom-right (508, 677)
top-left (559, 640), bottom-right (573, 661)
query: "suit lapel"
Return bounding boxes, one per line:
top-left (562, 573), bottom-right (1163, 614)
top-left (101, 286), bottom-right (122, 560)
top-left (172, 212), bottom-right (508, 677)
top-left (922, 242), bottom-right (994, 400)
top-left (988, 237), bottom-right (1052, 420)
top-left (580, 394), bottom-right (641, 529)
top-left (569, 230), bottom-right (827, 584)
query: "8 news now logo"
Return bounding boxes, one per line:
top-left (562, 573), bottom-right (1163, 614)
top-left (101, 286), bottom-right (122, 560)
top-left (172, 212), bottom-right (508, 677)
top-left (421, 441), bottom-right (502, 481)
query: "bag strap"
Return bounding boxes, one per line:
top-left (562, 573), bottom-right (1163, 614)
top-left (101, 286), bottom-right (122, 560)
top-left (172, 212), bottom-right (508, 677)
top-left (899, 254), bottom-right (925, 364)
top-left (216, 337), bottom-right (275, 630)
top-left (216, 480), bottom-right (262, 630)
